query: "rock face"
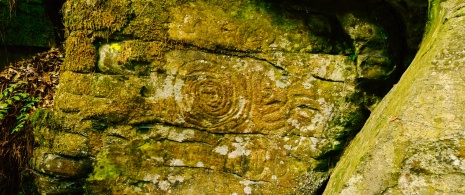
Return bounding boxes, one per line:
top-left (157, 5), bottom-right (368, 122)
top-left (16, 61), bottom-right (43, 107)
top-left (31, 0), bottom-right (414, 194)
top-left (324, 0), bottom-right (465, 194)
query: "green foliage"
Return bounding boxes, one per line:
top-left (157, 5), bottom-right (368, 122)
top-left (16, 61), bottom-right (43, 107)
top-left (30, 108), bottom-right (50, 127)
top-left (0, 81), bottom-right (39, 133)
top-left (349, 54), bottom-right (357, 61)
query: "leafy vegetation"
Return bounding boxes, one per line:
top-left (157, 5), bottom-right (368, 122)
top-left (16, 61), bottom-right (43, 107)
top-left (0, 82), bottom-right (39, 133)
top-left (0, 48), bottom-right (63, 194)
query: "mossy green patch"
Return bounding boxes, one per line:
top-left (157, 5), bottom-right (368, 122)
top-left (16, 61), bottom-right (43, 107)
top-left (109, 43), bottom-right (122, 51)
top-left (62, 32), bottom-right (96, 73)
top-left (31, 109), bottom-right (56, 148)
top-left (120, 0), bottom-right (170, 41)
top-left (52, 132), bottom-right (90, 157)
top-left (31, 108), bottom-right (52, 129)
top-left (63, 0), bottom-right (132, 34)
top-left (59, 71), bottom-right (146, 99)
top-left (425, 0), bottom-right (446, 34)
top-left (88, 150), bottom-right (121, 181)
top-left (255, 1), bottom-right (300, 30)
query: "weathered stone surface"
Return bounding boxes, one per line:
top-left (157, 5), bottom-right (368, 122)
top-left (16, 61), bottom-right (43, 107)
top-left (35, 174), bottom-right (84, 195)
top-left (324, 0), bottom-right (465, 194)
top-left (338, 8), bottom-right (399, 80)
top-left (33, 149), bottom-right (92, 178)
top-left (52, 133), bottom-right (90, 157)
top-left (33, 0), bottom-right (414, 194)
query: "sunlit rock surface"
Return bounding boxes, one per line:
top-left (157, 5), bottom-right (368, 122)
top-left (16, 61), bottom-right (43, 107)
top-left (324, 0), bottom-right (465, 194)
top-left (31, 0), bottom-right (413, 194)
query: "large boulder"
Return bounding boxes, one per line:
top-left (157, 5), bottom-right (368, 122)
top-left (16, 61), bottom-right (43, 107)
top-left (31, 0), bottom-right (420, 194)
top-left (324, 0), bottom-right (465, 194)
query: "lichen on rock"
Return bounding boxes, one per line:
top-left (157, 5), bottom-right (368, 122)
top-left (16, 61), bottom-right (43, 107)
top-left (32, 0), bottom-right (410, 194)
top-left (324, 0), bottom-right (465, 194)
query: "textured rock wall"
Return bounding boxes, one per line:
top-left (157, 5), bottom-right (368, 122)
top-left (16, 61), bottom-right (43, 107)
top-left (31, 0), bottom-right (412, 194)
top-left (324, 0), bottom-right (465, 194)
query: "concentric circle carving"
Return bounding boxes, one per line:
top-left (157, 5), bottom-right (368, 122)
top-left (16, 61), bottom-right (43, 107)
top-left (179, 71), bottom-right (250, 133)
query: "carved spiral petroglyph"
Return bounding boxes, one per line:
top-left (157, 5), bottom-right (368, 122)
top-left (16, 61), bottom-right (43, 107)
top-left (161, 51), bottom-right (343, 135)
top-left (179, 68), bottom-right (251, 133)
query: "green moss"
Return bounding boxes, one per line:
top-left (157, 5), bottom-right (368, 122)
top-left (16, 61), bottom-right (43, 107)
top-left (425, 0), bottom-right (446, 34)
top-left (235, 0), bottom-right (300, 30)
top-left (88, 151), bottom-right (121, 181)
top-left (120, 0), bottom-right (170, 41)
top-left (137, 142), bottom-right (152, 151)
top-left (109, 43), bottom-right (122, 51)
top-left (31, 109), bottom-right (54, 147)
top-left (31, 108), bottom-right (51, 128)
top-left (62, 32), bottom-right (96, 73)
top-left (63, 0), bottom-right (132, 33)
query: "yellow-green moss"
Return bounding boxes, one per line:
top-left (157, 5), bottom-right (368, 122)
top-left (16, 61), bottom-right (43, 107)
top-left (62, 32), bottom-right (96, 73)
top-left (31, 109), bottom-right (55, 148)
top-left (324, 0), bottom-right (465, 193)
top-left (88, 150), bottom-right (121, 181)
top-left (63, 0), bottom-right (131, 33)
top-left (121, 0), bottom-right (170, 41)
